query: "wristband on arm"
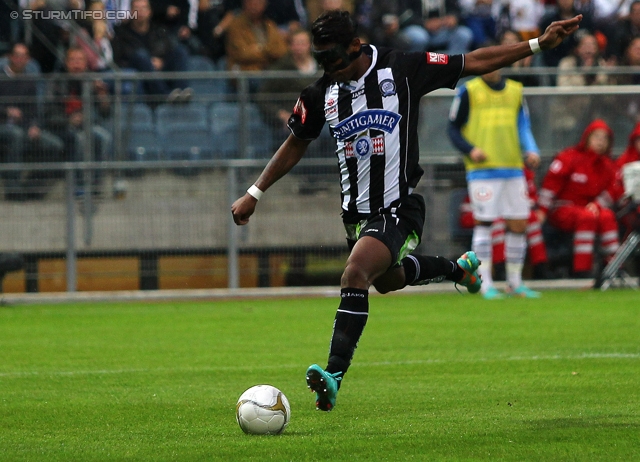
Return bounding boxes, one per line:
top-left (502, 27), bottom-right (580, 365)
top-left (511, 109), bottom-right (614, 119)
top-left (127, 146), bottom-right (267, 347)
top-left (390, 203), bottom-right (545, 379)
top-left (529, 38), bottom-right (541, 54)
top-left (247, 184), bottom-right (263, 201)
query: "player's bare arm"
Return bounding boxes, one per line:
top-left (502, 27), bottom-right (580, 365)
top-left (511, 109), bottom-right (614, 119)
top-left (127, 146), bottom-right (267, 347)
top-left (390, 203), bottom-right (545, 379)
top-left (461, 15), bottom-right (582, 77)
top-left (231, 134), bottom-right (310, 225)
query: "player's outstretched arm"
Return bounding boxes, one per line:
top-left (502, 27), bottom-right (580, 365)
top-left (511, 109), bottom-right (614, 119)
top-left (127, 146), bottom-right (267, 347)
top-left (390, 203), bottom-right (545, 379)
top-left (461, 15), bottom-right (582, 77)
top-left (231, 134), bottom-right (311, 225)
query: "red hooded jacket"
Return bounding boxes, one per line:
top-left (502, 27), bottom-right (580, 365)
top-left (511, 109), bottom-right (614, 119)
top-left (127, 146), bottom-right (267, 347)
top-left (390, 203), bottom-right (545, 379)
top-left (616, 122), bottom-right (640, 168)
top-left (538, 119), bottom-right (621, 214)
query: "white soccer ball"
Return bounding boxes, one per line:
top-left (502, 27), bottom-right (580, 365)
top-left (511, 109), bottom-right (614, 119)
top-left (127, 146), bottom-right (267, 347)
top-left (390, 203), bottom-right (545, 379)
top-left (236, 385), bottom-right (291, 435)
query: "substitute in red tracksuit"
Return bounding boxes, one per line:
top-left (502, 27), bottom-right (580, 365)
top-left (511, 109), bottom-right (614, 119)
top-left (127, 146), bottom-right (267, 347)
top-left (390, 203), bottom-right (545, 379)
top-left (538, 119), bottom-right (621, 275)
top-left (615, 122), bottom-right (640, 235)
top-left (460, 167), bottom-right (548, 268)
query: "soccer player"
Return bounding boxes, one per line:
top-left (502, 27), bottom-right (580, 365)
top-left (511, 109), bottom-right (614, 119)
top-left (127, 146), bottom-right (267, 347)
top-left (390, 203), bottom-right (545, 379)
top-left (231, 10), bottom-right (582, 411)
top-left (448, 69), bottom-right (542, 299)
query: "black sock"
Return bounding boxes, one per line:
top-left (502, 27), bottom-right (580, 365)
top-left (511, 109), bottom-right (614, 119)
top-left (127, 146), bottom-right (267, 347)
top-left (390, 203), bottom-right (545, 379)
top-left (326, 288), bottom-right (369, 383)
top-left (402, 254), bottom-right (463, 285)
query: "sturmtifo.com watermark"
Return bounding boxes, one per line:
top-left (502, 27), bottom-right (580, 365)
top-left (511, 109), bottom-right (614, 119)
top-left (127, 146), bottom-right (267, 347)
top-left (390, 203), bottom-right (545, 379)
top-left (11, 10), bottom-right (137, 20)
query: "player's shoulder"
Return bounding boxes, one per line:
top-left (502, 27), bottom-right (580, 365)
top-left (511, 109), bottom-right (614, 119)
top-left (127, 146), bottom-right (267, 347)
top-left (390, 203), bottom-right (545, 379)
top-left (297, 74), bottom-right (331, 105)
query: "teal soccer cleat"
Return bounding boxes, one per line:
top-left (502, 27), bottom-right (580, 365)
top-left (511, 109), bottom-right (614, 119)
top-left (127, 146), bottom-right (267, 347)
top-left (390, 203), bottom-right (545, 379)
top-left (508, 285), bottom-right (542, 298)
top-left (306, 364), bottom-right (341, 412)
top-left (482, 286), bottom-right (506, 300)
top-left (455, 251), bottom-right (482, 294)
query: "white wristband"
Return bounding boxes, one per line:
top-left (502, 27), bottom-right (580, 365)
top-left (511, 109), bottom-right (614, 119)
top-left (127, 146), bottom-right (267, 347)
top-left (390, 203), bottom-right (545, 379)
top-left (247, 184), bottom-right (263, 201)
top-left (529, 38), bottom-right (541, 54)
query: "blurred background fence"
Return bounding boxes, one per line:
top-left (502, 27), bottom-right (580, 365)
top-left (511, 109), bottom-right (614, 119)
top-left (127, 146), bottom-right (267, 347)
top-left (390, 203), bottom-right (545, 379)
top-left (1, 69), bottom-right (639, 292)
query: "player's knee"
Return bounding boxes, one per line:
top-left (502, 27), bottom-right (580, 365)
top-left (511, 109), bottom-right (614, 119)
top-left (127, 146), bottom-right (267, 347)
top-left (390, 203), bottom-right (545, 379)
top-left (506, 219), bottom-right (528, 234)
top-left (577, 209), bottom-right (597, 228)
top-left (599, 207), bottom-right (616, 223)
top-left (341, 262), bottom-right (369, 289)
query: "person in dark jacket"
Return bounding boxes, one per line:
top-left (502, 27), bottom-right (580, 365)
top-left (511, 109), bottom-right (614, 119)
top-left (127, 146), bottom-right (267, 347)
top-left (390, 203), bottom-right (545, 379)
top-left (0, 43), bottom-right (64, 200)
top-left (112, 0), bottom-right (192, 100)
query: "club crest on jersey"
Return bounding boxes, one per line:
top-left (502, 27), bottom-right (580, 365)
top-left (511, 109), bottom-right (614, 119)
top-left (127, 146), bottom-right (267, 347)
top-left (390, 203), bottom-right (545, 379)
top-left (379, 79), bottom-right (396, 97)
top-left (427, 52), bottom-right (448, 64)
top-left (333, 109), bottom-right (401, 141)
top-left (344, 135), bottom-right (385, 159)
top-left (293, 98), bottom-right (307, 124)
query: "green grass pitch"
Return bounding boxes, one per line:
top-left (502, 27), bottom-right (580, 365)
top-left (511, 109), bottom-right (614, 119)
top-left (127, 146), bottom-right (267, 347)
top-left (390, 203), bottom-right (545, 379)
top-left (1, 290), bottom-right (638, 461)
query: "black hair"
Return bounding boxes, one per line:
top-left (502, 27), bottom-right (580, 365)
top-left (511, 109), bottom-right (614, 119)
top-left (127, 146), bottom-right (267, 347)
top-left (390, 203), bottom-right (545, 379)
top-left (311, 10), bottom-right (358, 48)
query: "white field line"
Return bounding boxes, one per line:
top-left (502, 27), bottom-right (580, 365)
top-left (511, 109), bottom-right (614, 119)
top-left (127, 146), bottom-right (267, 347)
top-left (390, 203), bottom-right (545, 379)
top-left (0, 353), bottom-right (638, 378)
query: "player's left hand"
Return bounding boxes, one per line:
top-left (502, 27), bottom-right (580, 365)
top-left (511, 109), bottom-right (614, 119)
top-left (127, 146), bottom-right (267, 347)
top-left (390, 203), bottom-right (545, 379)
top-left (231, 194), bottom-right (258, 225)
top-left (524, 152), bottom-right (540, 169)
top-left (538, 15), bottom-right (582, 50)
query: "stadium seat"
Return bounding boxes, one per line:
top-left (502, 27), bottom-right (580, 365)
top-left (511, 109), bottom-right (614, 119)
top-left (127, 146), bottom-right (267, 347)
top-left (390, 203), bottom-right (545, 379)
top-left (187, 55), bottom-right (229, 98)
top-left (121, 103), bottom-right (161, 161)
top-left (156, 104), bottom-right (212, 161)
top-left (210, 102), bottom-right (274, 159)
top-left (102, 68), bottom-right (142, 96)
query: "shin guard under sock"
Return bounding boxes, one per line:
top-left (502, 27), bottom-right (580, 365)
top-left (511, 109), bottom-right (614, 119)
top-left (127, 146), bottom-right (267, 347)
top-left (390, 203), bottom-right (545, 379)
top-left (326, 288), bottom-right (369, 382)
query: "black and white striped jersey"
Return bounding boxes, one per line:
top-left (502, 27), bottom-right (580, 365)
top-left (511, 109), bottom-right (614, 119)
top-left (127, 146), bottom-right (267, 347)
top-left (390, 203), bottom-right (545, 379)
top-left (288, 44), bottom-right (464, 223)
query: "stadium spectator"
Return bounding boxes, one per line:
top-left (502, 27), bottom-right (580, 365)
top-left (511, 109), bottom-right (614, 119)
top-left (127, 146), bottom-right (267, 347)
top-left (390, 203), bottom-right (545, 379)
top-left (576, 0), bottom-right (634, 58)
top-left (0, 43), bottom-right (64, 200)
top-left (609, 0), bottom-right (640, 58)
top-left (354, 0), bottom-right (433, 52)
top-left (232, 10), bottom-right (581, 411)
top-left (460, 0), bottom-right (499, 48)
top-left (538, 119), bottom-right (621, 278)
top-left (149, 0), bottom-right (204, 53)
top-left (550, 31), bottom-right (614, 144)
top-left (46, 47), bottom-right (112, 192)
top-left (357, 0), bottom-right (474, 54)
top-left (75, 0), bottom-right (115, 71)
top-left (307, 0), bottom-right (354, 24)
top-left (499, 29), bottom-right (539, 86)
top-left (449, 68), bottom-right (542, 299)
top-left (617, 37), bottom-right (640, 126)
top-left (29, 0), bottom-right (66, 73)
top-left (224, 0), bottom-right (287, 73)
top-left (112, 0), bottom-right (192, 102)
top-left (104, 0), bottom-right (132, 35)
top-left (265, 0), bottom-right (308, 37)
top-left (503, 0), bottom-right (545, 43)
top-left (0, 0), bottom-right (19, 55)
top-left (458, 167), bottom-right (549, 280)
top-left (196, 0), bottom-right (241, 63)
top-left (539, 0), bottom-right (596, 68)
top-left (258, 30), bottom-right (318, 137)
top-left (418, 0), bottom-right (474, 54)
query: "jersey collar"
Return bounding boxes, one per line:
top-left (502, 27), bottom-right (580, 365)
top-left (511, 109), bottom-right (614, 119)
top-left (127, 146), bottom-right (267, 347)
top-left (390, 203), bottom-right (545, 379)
top-left (338, 44), bottom-right (377, 90)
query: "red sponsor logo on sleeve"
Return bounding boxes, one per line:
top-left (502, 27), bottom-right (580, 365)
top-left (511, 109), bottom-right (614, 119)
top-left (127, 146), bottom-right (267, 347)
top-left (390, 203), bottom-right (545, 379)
top-left (426, 52), bottom-right (449, 64)
top-left (293, 98), bottom-right (307, 124)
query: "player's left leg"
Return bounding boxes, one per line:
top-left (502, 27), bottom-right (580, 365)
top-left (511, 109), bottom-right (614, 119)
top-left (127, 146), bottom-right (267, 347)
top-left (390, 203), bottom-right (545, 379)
top-left (306, 235), bottom-right (391, 411)
top-left (597, 208), bottom-right (620, 265)
top-left (503, 177), bottom-right (541, 298)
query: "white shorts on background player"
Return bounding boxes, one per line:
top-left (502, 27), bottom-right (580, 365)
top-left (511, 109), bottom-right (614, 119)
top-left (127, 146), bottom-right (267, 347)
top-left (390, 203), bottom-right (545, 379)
top-left (468, 176), bottom-right (530, 222)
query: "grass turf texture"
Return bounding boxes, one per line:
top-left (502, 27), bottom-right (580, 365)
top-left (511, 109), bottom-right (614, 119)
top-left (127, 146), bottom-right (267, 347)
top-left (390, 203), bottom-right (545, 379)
top-left (1, 290), bottom-right (638, 461)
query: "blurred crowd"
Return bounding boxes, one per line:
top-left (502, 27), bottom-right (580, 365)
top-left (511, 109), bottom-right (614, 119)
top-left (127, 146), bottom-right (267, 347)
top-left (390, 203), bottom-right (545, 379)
top-left (0, 0), bottom-right (638, 81)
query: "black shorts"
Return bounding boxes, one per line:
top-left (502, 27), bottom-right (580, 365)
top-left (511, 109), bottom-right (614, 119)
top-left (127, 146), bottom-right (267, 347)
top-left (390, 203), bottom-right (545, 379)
top-left (343, 194), bottom-right (426, 266)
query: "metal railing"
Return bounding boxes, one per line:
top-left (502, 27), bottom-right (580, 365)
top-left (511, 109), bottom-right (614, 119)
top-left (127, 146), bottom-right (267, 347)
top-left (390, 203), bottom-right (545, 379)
top-left (0, 69), bottom-right (638, 291)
